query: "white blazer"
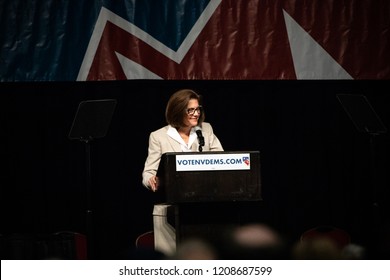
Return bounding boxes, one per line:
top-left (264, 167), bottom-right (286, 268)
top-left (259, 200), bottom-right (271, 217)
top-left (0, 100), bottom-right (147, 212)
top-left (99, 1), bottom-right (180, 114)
top-left (142, 122), bottom-right (223, 189)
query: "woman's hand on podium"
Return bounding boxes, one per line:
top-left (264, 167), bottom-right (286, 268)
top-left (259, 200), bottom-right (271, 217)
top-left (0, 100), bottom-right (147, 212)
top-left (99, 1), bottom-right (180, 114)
top-left (148, 176), bottom-right (160, 192)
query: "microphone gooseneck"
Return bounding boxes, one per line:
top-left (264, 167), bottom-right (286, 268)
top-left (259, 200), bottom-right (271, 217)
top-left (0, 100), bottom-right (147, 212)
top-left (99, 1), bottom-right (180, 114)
top-left (194, 126), bottom-right (204, 152)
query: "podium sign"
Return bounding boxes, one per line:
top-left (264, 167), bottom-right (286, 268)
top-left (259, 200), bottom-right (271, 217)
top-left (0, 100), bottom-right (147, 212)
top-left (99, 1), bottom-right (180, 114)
top-left (157, 151), bottom-right (262, 203)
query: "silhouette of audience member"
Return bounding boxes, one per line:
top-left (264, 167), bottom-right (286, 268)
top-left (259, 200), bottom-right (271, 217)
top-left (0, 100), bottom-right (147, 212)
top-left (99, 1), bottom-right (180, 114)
top-left (293, 225), bottom-right (353, 259)
top-left (171, 237), bottom-right (218, 260)
top-left (218, 223), bottom-right (288, 259)
top-left (292, 237), bottom-right (342, 259)
top-left (341, 243), bottom-right (366, 259)
top-left (300, 225), bottom-right (350, 250)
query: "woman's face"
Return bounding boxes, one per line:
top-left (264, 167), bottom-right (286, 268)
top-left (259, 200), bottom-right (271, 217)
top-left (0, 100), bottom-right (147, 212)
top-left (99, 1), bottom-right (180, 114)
top-left (183, 99), bottom-right (201, 128)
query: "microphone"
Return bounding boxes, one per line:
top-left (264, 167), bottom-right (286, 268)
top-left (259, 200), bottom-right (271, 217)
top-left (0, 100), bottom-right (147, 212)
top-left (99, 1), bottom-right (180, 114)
top-left (194, 126), bottom-right (204, 152)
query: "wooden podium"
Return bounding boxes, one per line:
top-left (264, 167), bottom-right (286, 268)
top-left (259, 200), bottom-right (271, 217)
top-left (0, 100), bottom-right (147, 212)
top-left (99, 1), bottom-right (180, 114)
top-left (155, 151), bottom-right (262, 248)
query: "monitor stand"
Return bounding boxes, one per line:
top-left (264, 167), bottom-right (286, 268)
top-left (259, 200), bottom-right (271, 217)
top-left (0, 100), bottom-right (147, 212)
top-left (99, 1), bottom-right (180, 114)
top-left (68, 99), bottom-right (117, 259)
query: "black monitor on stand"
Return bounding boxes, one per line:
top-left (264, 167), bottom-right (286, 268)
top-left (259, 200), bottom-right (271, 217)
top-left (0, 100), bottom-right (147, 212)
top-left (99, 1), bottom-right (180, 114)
top-left (68, 99), bottom-right (117, 259)
top-left (337, 94), bottom-right (387, 235)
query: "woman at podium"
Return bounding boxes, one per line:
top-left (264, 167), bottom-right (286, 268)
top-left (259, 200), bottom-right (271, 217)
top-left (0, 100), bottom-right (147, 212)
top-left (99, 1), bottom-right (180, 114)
top-left (142, 89), bottom-right (224, 192)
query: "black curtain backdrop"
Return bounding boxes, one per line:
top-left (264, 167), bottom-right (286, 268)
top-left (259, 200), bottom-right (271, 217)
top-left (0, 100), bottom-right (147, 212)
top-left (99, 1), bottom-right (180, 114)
top-left (0, 80), bottom-right (389, 259)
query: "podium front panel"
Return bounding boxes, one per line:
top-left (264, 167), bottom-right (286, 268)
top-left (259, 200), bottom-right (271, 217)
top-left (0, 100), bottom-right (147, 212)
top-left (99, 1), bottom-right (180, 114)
top-left (157, 151), bottom-right (262, 203)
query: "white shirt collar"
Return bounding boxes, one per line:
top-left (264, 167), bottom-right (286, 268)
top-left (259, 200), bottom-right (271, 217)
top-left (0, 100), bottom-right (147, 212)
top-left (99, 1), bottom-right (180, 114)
top-left (167, 125), bottom-right (197, 151)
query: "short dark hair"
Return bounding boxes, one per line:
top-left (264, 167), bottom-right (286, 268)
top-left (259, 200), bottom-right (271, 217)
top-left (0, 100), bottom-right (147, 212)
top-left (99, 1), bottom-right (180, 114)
top-left (165, 89), bottom-right (205, 128)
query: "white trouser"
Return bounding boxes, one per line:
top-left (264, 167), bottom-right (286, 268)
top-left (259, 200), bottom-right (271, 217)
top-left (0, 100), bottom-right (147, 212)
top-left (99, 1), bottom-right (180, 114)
top-left (153, 204), bottom-right (176, 256)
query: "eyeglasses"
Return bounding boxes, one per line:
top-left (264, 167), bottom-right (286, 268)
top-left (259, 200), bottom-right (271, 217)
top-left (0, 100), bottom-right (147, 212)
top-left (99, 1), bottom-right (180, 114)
top-left (186, 106), bottom-right (202, 115)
